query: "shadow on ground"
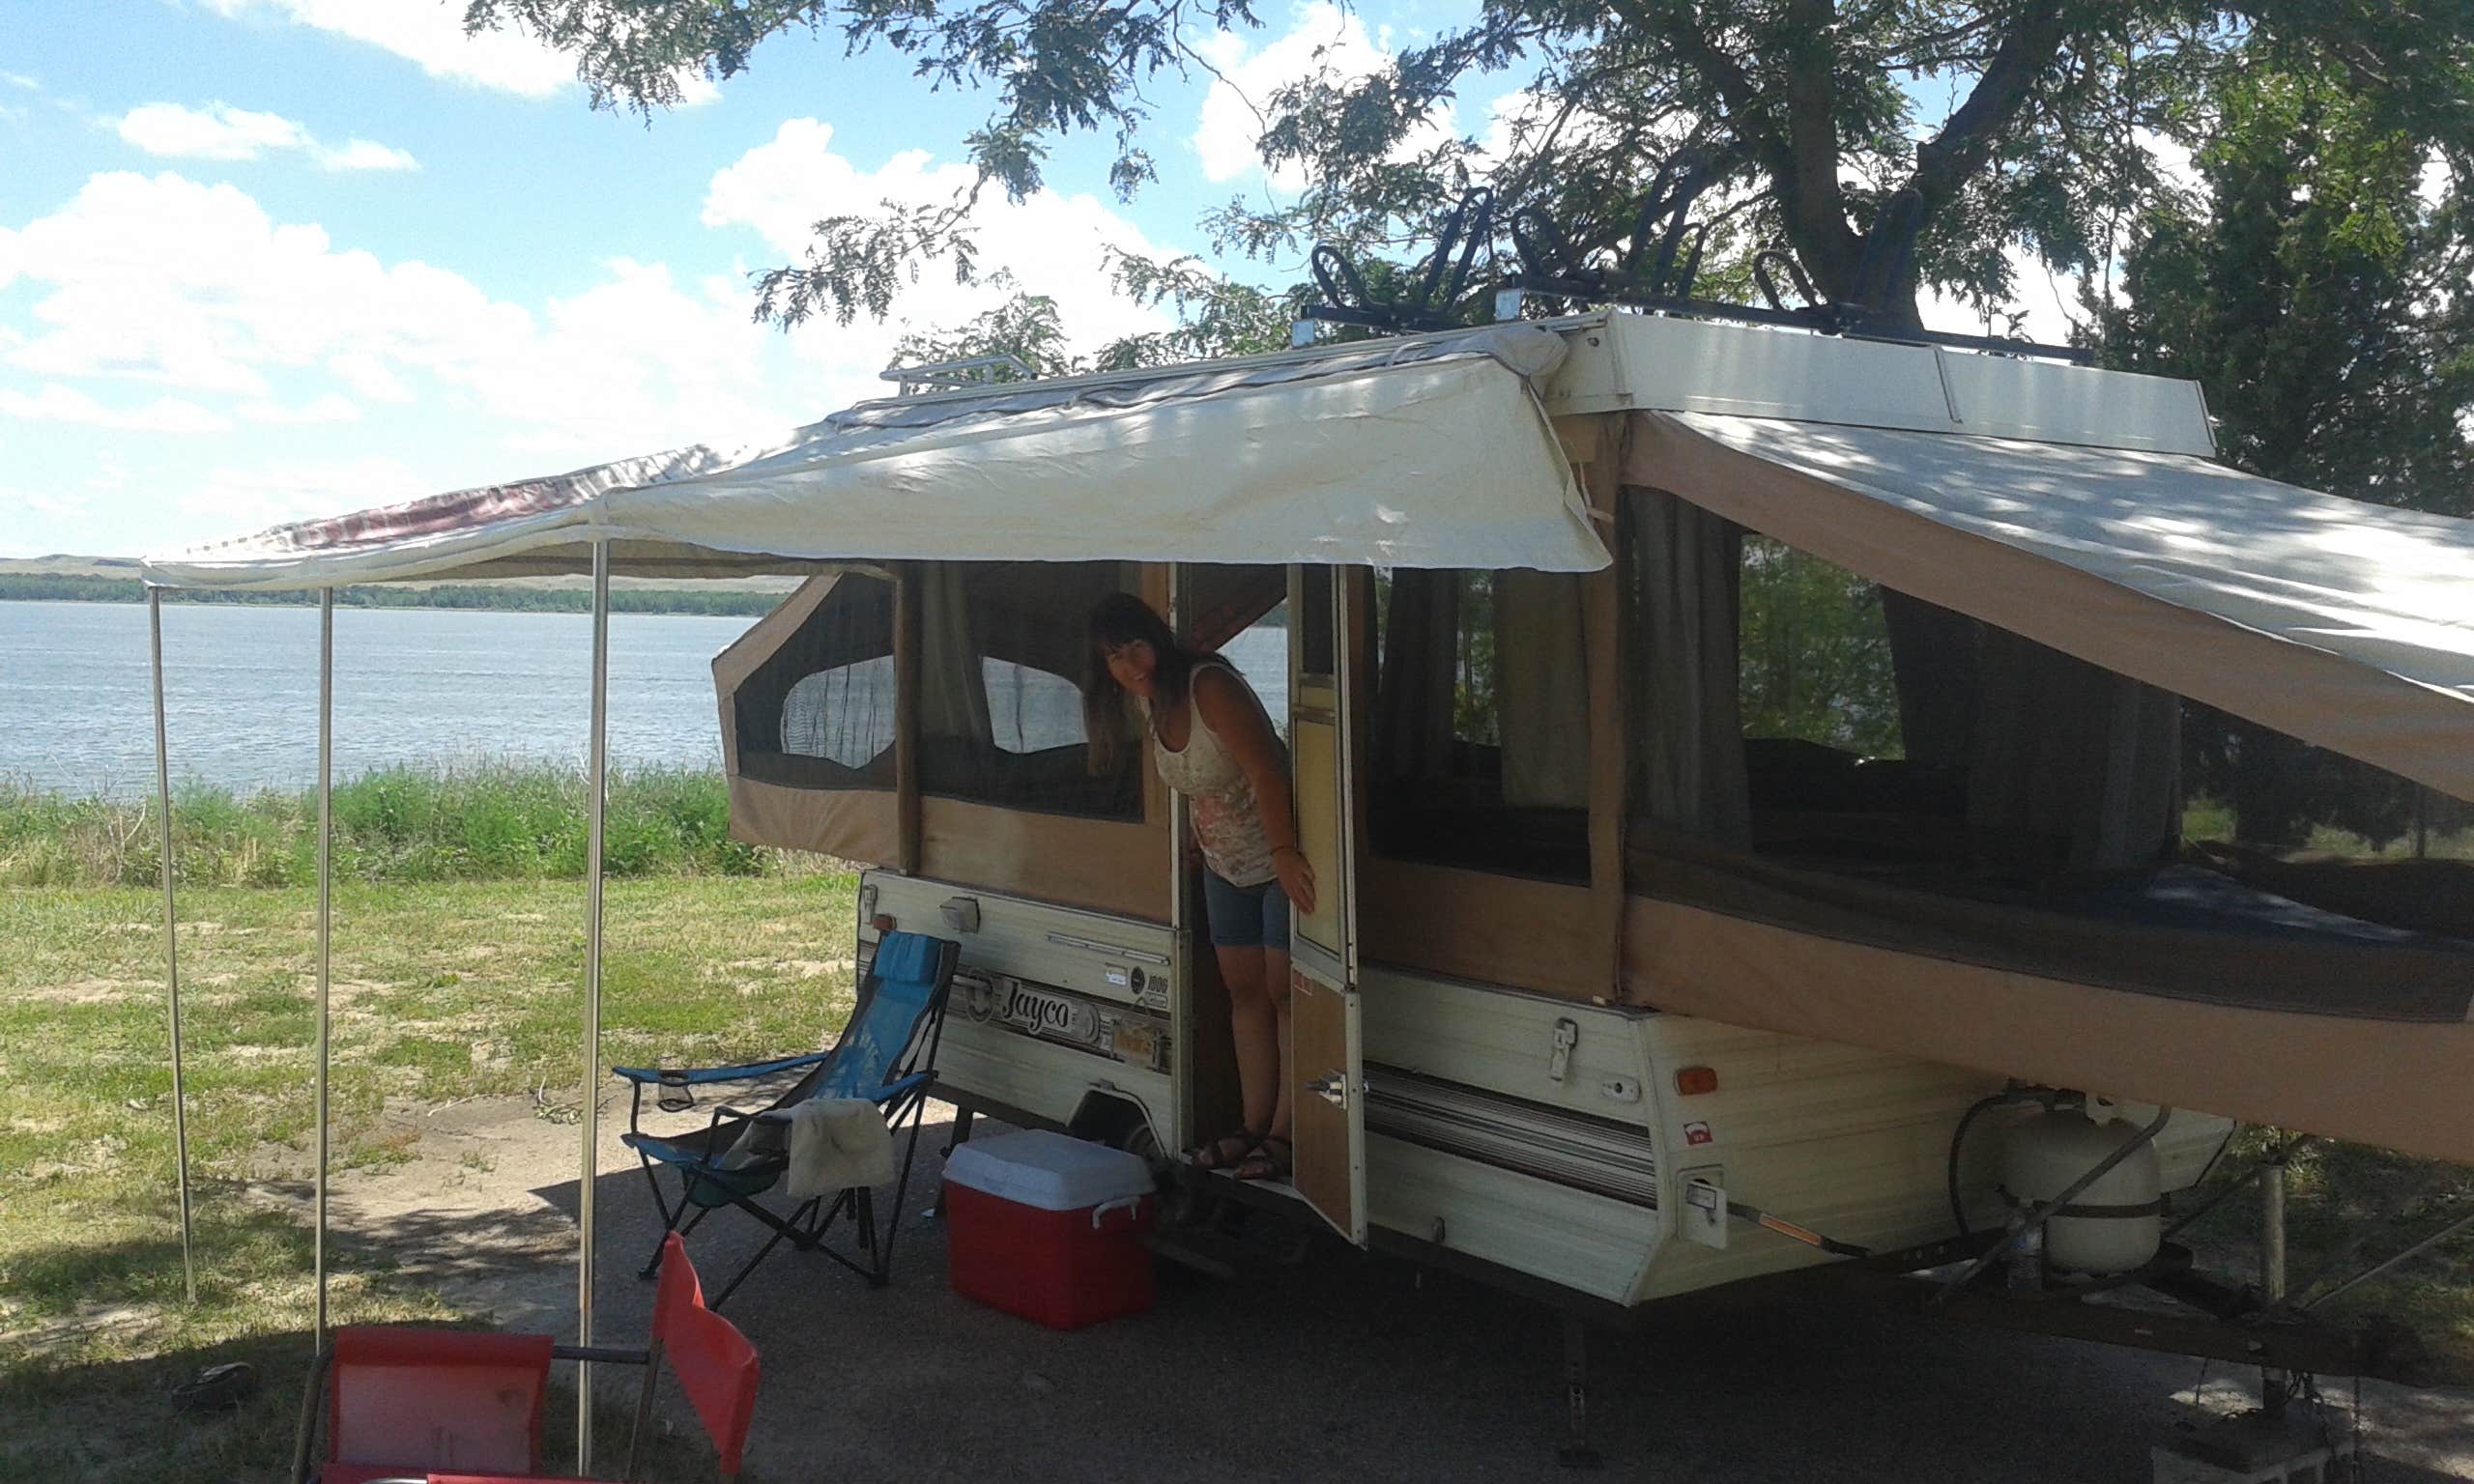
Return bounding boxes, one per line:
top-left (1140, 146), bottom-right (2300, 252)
top-left (528, 1110), bottom-right (2474, 1484)
top-left (20, 1100), bottom-right (2461, 1482)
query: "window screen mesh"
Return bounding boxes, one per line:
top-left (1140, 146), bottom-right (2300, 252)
top-left (734, 574), bottom-right (897, 790)
top-left (1368, 568), bottom-right (1590, 881)
top-left (1619, 488), bottom-right (2474, 1020)
top-left (915, 560), bottom-right (1142, 819)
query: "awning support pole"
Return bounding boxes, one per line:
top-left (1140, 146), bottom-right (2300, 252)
top-left (315, 587), bottom-right (334, 1345)
top-left (577, 540), bottom-right (611, 1473)
top-left (148, 588), bottom-right (197, 1305)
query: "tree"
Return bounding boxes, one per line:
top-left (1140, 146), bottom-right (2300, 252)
top-left (2095, 60), bottom-right (2474, 850)
top-left (468, 0), bottom-right (2474, 336)
top-left (2101, 66), bottom-right (2473, 517)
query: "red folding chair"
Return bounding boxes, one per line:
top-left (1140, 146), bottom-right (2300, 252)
top-left (292, 1235), bottom-right (760, 1484)
top-left (625, 1232), bottom-right (761, 1483)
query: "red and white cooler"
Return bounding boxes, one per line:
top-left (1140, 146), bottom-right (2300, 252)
top-left (943, 1129), bottom-right (1157, 1329)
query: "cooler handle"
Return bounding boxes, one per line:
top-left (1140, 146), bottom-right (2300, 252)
top-left (1091, 1195), bottom-right (1144, 1230)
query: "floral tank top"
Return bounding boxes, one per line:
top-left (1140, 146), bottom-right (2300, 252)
top-left (1145, 657), bottom-right (1283, 888)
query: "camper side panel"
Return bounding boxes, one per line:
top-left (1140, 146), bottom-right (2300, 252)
top-left (863, 870), bottom-right (1179, 1151)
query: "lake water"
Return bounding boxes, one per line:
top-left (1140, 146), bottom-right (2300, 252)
top-left (0, 600), bottom-right (1288, 799)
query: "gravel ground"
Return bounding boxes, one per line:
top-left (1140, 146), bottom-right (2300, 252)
top-left (366, 1097), bottom-right (2473, 1483)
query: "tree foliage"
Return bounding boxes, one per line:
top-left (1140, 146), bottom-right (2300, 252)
top-left (2102, 64), bottom-right (2474, 515)
top-left (2093, 58), bottom-right (2474, 850)
top-left (467, 0), bottom-right (2474, 335)
top-left (885, 253), bottom-right (1296, 378)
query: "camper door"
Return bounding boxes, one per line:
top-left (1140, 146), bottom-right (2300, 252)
top-left (1287, 565), bottom-right (1366, 1244)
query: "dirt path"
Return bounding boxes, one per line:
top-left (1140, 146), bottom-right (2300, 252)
top-left (247, 1092), bottom-right (643, 1337)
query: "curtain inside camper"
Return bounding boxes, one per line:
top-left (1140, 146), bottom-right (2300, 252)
top-left (1621, 486), bottom-right (2474, 1021)
top-left (1368, 568), bottom-right (1590, 881)
top-left (913, 560), bottom-right (1144, 819)
top-left (734, 573), bottom-right (899, 789)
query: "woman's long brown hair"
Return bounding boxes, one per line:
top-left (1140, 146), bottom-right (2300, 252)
top-left (1084, 592), bottom-right (1194, 774)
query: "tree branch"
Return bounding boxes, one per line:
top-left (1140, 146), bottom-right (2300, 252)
top-left (1904, 1), bottom-right (2072, 213)
top-left (1782, 0), bottom-right (1852, 283)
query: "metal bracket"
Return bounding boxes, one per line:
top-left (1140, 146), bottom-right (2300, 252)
top-left (1548, 1018), bottom-right (1578, 1083)
top-left (1682, 1171), bottom-right (1729, 1250)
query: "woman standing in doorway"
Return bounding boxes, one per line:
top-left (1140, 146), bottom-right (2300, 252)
top-left (1086, 593), bottom-right (1314, 1182)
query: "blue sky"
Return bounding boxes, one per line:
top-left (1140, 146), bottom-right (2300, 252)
top-left (1, 1), bottom-right (2024, 560)
top-left (0, 0), bottom-right (1512, 557)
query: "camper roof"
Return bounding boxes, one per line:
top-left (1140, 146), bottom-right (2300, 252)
top-left (140, 308), bottom-right (2470, 796)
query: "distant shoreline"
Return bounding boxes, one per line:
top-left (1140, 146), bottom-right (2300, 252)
top-left (0, 572), bottom-right (783, 616)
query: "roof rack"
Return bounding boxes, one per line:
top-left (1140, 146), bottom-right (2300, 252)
top-left (879, 353), bottom-right (1037, 398)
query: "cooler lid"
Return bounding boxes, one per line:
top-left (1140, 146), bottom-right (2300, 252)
top-left (943, 1129), bottom-right (1155, 1212)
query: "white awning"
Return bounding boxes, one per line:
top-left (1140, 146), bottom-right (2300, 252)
top-left (141, 325), bottom-right (1606, 589)
top-left (1630, 412), bottom-right (2474, 801)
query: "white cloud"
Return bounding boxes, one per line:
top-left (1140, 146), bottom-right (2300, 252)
top-left (702, 119), bottom-right (1177, 398)
top-left (2, 72), bottom-right (37, 91)
top-left (327, 351), bottom-right (413, 403)
top-left (177, 454), bottom-right (434, 529)
top-left (118, 101), bottom-right (306, 160)
top-left (1918, 247), bottom-right (2086, 347)
top-left (238, 392), bottom-right (361, 424)
top-left (2421, 152), bottom-right (2453, 210)
top-left (314, 138), bottom-right (420, 173)
top-left (206, 0), bottom-right (576, 98)
top-left (117, 101), bottom-right (418, 172)
top-left (2, 170), bottom-right (811, 470)
top-left (0, 383), bottom-right (233, 433)
top-left (205, 0), bottom-right (717, 105)
top-left (1190, 3), bottom-right (1450, 187)
top-left (6, 488), bottom-right (86, 517)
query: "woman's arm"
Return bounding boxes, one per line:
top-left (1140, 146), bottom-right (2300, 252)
top-left (1194, 666), bottom-right (1317, 914)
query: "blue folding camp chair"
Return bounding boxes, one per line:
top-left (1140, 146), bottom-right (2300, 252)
top-left (615, 930), bottom-right (960, 1308)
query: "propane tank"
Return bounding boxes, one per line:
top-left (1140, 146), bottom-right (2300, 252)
top-left (2001, 1104), bottom-right (2164, 1276)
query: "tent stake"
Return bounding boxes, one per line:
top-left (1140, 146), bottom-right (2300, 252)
top-left (148, 588), bottom-right (197, 1305)
top-left (315, 587), bottom-right (333, 1344)
top-left (578, 540), bottom-right (611, 1472)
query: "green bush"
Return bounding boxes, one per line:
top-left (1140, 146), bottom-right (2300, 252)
top-left (0, 765), bottom-right (793, 888)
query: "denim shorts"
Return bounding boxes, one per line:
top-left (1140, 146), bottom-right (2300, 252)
top-left (1202, 869), bottom-right (1290, 952)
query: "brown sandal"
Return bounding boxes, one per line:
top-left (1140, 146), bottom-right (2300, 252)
top-left (1231, 1134), bottom-right (1292, 1182)
top-left (1185, 1128), bottom-right (1262, 1172)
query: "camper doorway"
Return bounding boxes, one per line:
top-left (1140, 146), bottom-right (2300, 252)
top-left (1285, 565), bottom-right (1367, 1245)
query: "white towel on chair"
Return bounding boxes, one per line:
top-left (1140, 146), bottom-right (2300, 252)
top-left (783, 1098), bottom-right (896, 1200)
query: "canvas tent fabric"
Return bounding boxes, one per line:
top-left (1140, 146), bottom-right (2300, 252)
top-left (1617, 408), bottom-right (2474, 1165)
top-left (140, 325), bottom-right (1605, 590)
top-left (1625, 412), bottom-right (2474, 802)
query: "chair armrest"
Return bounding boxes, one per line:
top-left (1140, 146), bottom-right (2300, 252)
top-left (746, 1071), bottom-right (931, 1128)
top-left (611, 1050), bottom-right (830, 1087)
top-left (871, 1070), bottom-right (934, 1105)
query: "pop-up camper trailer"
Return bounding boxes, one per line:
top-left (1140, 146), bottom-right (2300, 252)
top-left (678, 311), bottom-right (2474, 1319)
top-left (144, 308), bottom-right (2474, 1397)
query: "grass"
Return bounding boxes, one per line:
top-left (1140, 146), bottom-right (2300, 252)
top-left (0, 872), bottom-right (859, 1483)
top-left (2173, 1132), bottom-right (2474, 1385)
top-left (0, 764), bottom-right (831, 889)
top-left (4, 865), bottom-right (2470, 1478)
